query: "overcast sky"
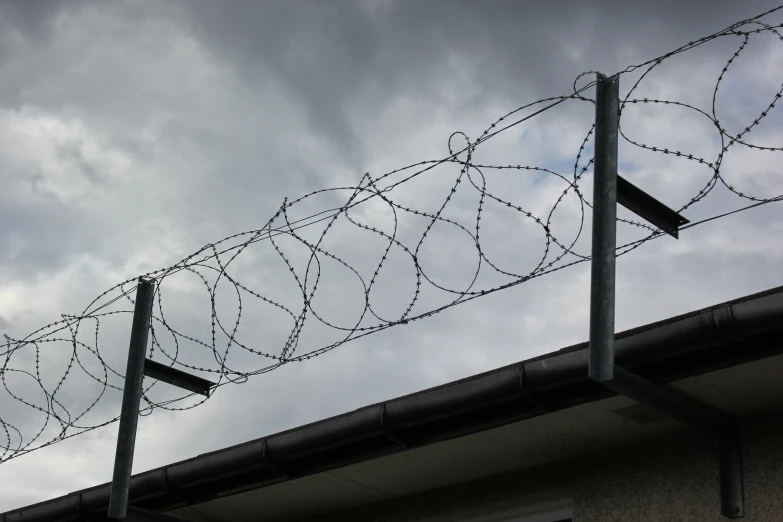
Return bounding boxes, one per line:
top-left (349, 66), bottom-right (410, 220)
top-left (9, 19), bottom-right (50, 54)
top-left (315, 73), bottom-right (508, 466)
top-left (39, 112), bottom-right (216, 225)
top-left (1, 0), bottom-right (782, 513)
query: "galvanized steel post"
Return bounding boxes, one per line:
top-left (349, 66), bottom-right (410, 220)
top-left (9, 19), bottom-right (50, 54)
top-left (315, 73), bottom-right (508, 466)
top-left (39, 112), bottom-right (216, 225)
top-left (589, 73), bottom-right (620, 383)
top-left (586, 72), bottom-right (744, 518)
top-left (108, 278), bottom-right (155, 519)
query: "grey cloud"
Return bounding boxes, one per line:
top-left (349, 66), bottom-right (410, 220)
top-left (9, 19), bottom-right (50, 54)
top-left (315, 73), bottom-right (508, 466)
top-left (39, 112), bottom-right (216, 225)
top-left (177, 0), bottom-right (782, 164)
top-left (0, 196), bottom-right (87, 281)
top-left (0, 1), bottom-right (73, 44)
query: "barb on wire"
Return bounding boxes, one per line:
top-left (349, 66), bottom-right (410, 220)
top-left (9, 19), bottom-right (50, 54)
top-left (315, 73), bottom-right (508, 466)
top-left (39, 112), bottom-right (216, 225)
top-left (1, 5), bottom-right (782, 464)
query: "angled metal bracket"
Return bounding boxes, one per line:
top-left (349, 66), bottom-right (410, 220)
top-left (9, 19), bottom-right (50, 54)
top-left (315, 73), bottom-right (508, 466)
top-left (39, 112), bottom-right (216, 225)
top-left (605, 366), bottom-right (733, 431)
top-left (617, 175), bottom-right (689, 238)
top-left (588, 73), bottom-right (744, 518)
top-left (603, 367), bottom-right (744, 517)
top-left (143, 359), bottom-right (215, 397)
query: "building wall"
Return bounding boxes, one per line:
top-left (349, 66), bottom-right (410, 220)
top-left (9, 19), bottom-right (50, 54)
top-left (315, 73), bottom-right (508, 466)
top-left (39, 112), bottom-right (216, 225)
top-left (296, 414), bottom-right (783, 522)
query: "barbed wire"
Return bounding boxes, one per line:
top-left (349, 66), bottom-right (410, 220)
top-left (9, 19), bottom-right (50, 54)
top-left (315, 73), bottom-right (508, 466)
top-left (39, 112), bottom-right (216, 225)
top-left (1, 5), bottom-right (782, 464)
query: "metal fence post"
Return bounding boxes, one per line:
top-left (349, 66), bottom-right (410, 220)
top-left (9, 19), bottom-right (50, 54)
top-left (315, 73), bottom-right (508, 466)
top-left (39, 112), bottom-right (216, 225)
top-left (589, 73), bottom-right (620, 383)
top-left (586, 72), bottom-right (744, 518)
top-left (108, 278), bottom-right (155, 519)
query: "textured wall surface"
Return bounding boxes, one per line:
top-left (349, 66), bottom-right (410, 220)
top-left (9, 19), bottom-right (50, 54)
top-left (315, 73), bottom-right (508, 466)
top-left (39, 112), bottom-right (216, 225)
top-left (296, 414), bottom-right (783, 522)
top-left (575, 415), bottom-right (783, 521)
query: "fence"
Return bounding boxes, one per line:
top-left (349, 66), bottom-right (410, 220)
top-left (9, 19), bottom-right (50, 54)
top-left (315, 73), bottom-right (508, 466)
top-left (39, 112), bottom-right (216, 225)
top-left (1, 5), bottom-right (782, 468)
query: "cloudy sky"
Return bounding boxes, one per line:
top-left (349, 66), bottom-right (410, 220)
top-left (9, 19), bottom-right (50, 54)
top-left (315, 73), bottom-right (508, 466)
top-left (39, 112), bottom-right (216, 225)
top-left (1, 0), bottom-right (782, 512)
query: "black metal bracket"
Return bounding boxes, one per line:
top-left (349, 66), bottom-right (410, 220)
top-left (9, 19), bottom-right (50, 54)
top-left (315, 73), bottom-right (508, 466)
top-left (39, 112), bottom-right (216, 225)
top-left (605, 366), bottom-right (734, 430)
top-left (143, 359), bottom-right (215, 397)
top-left (617, 175), bottom-right (689, 238)
top-left (588, 73), bottom-right (744, 519)
top-left (603, 367), bottom-right (745, 517)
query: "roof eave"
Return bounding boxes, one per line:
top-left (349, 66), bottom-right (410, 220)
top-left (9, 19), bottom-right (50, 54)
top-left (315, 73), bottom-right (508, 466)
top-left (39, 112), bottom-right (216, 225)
top-left (5, 286), bottom-right (783, 522)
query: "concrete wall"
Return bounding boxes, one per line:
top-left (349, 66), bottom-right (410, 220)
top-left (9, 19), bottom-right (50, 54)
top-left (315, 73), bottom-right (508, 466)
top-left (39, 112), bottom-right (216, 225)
top-left (296, 414), bottom-right (783, 522)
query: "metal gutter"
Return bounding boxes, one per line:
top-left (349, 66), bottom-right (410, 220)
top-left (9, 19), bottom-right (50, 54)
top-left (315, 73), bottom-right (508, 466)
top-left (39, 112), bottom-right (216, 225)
top-left (4, 286), bottom-right (783, 522)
